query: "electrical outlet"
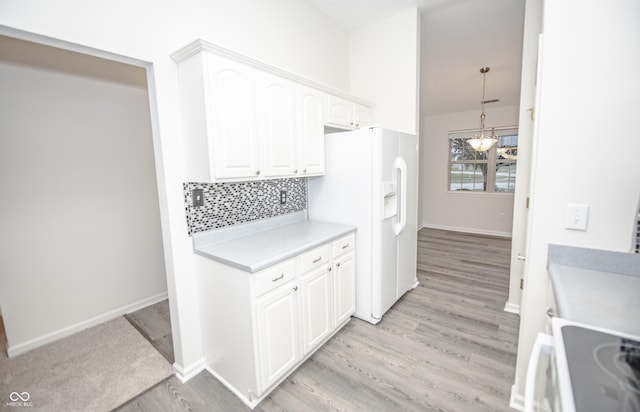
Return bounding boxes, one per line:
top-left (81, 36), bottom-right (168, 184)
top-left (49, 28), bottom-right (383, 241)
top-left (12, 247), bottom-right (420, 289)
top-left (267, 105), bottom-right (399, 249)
top-left (280, 190), bottom-right (287, 205)
top-left (192, 189), bottom-right (204, 207)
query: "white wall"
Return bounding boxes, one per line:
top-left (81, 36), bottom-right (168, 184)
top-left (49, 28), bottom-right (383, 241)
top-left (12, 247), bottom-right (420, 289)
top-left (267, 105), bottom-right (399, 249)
top-left (349, 9), bottom-right (420, 134)
top-left (420, 105), bottom-right (519, 236)
top-left (0, 36), bottom-right (167, 354)
top-left (0, 0), bottom-right (350, 378)
top-left (512, 0), bottom-right (640, 402)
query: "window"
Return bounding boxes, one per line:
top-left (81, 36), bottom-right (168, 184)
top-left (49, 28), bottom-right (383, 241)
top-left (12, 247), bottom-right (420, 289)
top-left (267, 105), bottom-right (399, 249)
top-left (448, 127), bottom-right (518, 193)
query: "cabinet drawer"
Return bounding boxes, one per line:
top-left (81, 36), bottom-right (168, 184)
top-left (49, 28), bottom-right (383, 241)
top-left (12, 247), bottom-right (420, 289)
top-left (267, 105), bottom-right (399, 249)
top-left (301, 244), bottom-right (331, 273)
top-left (254, 259), bottom-right (296, 297)
top-left (332, 234), bottom-right (355, 257)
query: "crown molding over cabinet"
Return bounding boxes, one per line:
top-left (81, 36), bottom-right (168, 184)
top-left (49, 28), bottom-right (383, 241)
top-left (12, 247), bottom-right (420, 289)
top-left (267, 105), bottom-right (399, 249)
top-left (172, 39), bottom-right (375, 108)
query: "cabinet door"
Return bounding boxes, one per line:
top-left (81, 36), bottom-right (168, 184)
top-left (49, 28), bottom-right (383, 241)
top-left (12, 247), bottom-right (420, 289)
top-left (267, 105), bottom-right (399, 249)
top-left (297, 86), bottom-right (326, 176)
top-left (353, 103), bottom-right (373, 129)
top-left (205, 54), bottom-right (261, 180)
top-left (255, 282), bottom-right (300, 393)
top-left (301, 265), bottom-right (333, 354)
top-left (260, 73), bottom-right (297, 178)
top-left (334, 252), bottom-right (355, 325)
top-left (326, 94), bottom-right (353, 128)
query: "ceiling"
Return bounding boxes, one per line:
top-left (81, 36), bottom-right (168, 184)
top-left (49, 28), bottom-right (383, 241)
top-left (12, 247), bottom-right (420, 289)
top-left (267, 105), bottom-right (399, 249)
top-left (306, 0), bottom-right (526, 116)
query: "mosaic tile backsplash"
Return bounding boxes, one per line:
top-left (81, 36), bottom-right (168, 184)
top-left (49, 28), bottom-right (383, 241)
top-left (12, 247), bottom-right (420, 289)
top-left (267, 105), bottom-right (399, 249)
top-left (636, 209), bottom-right (640, 254)
top-left (183, 178), bottom-right (307, 235)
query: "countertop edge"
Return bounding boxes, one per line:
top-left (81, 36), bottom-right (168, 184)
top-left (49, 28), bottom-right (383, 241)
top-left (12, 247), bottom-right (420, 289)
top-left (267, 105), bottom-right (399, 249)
top-left (547, 243), bottom-right (640, 277)
top-left (194, 222), bottom-right (356, 273)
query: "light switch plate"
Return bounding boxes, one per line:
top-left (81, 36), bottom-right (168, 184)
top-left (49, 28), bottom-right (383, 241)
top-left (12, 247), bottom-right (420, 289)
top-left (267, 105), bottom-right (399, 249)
top-left (565, 204), bottom-right (589, 230)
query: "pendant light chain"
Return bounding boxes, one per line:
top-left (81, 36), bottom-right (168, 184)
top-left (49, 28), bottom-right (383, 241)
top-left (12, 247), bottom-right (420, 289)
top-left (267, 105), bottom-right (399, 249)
top-left (468, 66), bottom-right (498, 152)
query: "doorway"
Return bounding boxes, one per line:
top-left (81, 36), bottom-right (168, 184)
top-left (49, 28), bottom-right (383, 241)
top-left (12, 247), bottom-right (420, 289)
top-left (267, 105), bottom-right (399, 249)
top-left (0, 35), bottom-right (168, 355)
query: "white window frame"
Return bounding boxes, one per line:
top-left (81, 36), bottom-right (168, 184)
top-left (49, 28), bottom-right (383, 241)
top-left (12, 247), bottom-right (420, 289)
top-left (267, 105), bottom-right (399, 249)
top-left (448, 126), bottom-right (518, 194)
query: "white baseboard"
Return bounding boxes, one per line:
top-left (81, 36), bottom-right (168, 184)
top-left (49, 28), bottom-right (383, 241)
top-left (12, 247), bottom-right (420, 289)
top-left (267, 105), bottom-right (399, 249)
top-left (174, 358), bottom-right (206, 383)
top-left (421, 223), bottom-right (512, 238)
top-left (7, 291), bottom-right (168, 358)
top-left (504, 301), bottom-right (521, 315)
top-left (510, 382), bottom-right (525, 411)
top-left (205, 366), bottom-right (257, 409)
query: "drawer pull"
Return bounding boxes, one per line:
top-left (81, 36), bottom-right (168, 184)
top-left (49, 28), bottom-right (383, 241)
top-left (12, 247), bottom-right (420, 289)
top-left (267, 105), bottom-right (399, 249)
top-left (336, 262), bottom-right (341, 267)
top-left (312, 256), bottom-right (322, 263)
top-left (341, 243), bottom-right (350, 249)
top-left (272, 274), bottom-right (285, 282)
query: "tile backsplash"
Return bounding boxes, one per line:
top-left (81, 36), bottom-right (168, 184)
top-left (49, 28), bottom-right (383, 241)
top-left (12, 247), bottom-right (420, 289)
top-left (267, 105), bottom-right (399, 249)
top-left (636, 209), bottom-right (640, 254)
top-left (183, 178), bottom-right (307, 235)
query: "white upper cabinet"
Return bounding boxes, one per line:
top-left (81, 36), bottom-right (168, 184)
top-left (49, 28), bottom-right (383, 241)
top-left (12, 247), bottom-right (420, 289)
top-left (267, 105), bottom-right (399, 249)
top-left (327, 95), bottom-right (374, 130)
top-left (297, 85), bottom-right (326, 176)
top-left (206, 54), bottom-right (261, 180)
top-left (173, 40), bottom-right (374, 182)
top-left (326, 94), bottom-right (352, 129)
top-left (259, 72), bottom-right (297, 178)
top-left (353, 103), bottom-right (374, 129)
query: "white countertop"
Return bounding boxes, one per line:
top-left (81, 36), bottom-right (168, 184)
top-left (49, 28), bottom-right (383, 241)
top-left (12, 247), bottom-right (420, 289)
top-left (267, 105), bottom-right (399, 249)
top-left (192, 213), bottom-right (356, 273)
top-left (547, 244), bottom-right (640, 337)
top-left (548, 263), bottom-right (640, 336)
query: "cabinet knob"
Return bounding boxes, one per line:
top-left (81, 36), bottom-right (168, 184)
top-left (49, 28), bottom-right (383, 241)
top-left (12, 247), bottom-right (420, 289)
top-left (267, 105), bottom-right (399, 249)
top-left (293, 286), bottom-right (298, 291)
top-left (255, 170), bottom-right (261, 175)
top-left (336, 262), bottom-right (341, 267)
top-left (303, 169), bottom-right (307, 173)
top-left (294, 169), bottom-right (298, 174)
top-left (327, 267), bottom-right (332, 272)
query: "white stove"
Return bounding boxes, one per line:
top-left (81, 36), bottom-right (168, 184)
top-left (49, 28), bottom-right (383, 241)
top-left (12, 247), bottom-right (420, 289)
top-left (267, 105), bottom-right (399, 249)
top-left (526, 318), bottom-right (640, 412)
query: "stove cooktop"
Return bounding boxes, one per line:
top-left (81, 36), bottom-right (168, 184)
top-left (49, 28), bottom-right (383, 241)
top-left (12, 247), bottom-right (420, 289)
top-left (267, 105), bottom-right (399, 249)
top-left (562, 325), bottom-right (640, 412)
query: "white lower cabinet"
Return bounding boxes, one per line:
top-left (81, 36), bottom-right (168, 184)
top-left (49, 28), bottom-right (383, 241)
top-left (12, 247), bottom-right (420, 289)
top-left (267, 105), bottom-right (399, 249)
top-left (196, 233), bottom-right (355, 409)
top-left (301, 265), bottom-right (333, 354)
top-left (255, 280), bottom-right (300, 393)
top-left (334, 251), bottom-right (355, 325)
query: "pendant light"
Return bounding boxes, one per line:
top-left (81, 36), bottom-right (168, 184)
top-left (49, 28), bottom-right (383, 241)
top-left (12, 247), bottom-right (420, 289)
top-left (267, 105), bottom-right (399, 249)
top-left (467, 67), bottom-right (498, 152)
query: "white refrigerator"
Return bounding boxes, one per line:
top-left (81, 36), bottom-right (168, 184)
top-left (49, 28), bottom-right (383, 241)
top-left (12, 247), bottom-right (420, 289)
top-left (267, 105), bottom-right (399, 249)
top-left (308, 127), bottom-right (419, 324)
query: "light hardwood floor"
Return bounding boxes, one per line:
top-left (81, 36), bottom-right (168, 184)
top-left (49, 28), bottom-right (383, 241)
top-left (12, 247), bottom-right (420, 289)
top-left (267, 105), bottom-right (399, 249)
top-left (116, 228), bottom-right (519, 411)
top-left (125, 299), bottom-right (174, 364)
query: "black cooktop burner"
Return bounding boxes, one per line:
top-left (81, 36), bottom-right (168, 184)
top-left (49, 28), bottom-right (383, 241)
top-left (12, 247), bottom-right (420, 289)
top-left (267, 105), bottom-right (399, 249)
top-left (594, 340), bottom-right (640, 394)
top-left (562, 326), bottom-right (640, 412)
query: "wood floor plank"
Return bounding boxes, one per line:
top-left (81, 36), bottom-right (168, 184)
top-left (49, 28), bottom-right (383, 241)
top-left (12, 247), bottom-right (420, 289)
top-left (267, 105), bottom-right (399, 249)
top-left (125, 300), bottom-right (175, 364)
top-left (116, 228), bottom-right (520, 411)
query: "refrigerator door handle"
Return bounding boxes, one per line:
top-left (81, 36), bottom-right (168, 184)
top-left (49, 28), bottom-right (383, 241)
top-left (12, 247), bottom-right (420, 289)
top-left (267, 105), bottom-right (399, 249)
top-left (391, 157), bottom-right (407, 235)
